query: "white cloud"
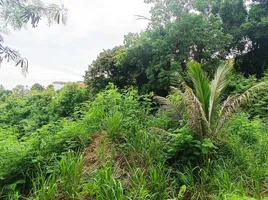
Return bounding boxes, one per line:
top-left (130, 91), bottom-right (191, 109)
top-left (0, 0), bottom-right (151, 89)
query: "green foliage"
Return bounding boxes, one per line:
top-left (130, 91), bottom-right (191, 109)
top-left (2, 0), bottom-right (268, 199)
top-left (158, 61), bottom-right (267, 143)
top-left (187, 61), bottom-right (211, 118)
top-left (0, 87), bottom-right (58, 133)
top-left (85, 12), bottom-right (232, 95)
top-left (85, 0), bottom-right (268, 96)
top-left (127, 163), bottom-right (174, 200)
top-left (31, 83), bottom-right (44, 92)
top-left (166, 126), bottom-right (216, 162)
top-left (52, 83), bottom-right (88, 118)
top-left (177, 114), bottom-right (268, 199)
top-left (85, 46), bottom-right (134, 94)
top-left (228, 73), bottom-right (268, 119)
top-left (105, 111), bottom-right (122, 141)
top-left (30, 172), bottom-right (58, 200)
top-left (235, 0), bottom-right (268, 78)
top-left (56, 152), bottom-right (84, 198)
top-left (0, 84), bottom-right (91, 197)
top-left (219, 0), bottom-right (247, 35)
top-left (0, 85), bottom-right (11, 99)
top-left (1, 82), bottom-right (268, 199)
top-left (12, 85), bottom-right (28, 96)
top-left (84, 165), bottom-right (124, 200)
top-left (30, 152), bottom-right (84, 200)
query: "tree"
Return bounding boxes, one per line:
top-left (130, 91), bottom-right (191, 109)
top-left (46, 84), bottom-right (55, 91)
top-left (219, 0), bottom-right (247, 35)
top-left (0, 84), bottom-right (11, 98)
top-left (84, 46), bottom-right (135, 94)
top-left (12, 84), bottom-right (28, 96)
top-left (85, 0), bottom-right (266, 95)
top-left (234, 0), bottom-right (268, 78)
top-left (31, 83), bottom-right (44, 92)
top-left (143, 0), bottom-right (226, 27)
top-left (144, 0), bottom-right (268, 78)
top-left (155, 60), bottom-right (267, 140)
top-left (85, 13), bottom-right (232, 95)
top-left (0, 0), bottom-right (67, 73)
top-left (52, 83), bottom-right (88, 118)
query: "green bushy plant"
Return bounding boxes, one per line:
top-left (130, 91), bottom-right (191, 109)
top-left (106, 111), bottom-right (122, 140)
top-left (52, 83), bottom-right (88, 118)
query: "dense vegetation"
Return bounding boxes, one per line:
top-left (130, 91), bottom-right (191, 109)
top-left (85, 0), bottom-right (268, 96)
top-left (1, 65), bottom-right (268, 199)
top-left (1, 0), bottom-right (268, 199)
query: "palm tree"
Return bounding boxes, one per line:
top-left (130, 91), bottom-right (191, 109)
top-left (155, 60), bottom-right (267, 140)
top-left (0, 0), bottom-right (68, 73)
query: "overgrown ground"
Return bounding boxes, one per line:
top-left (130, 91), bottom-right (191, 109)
top-left (0, 81), bottom-right (268, 199)
top-left (1, 0), bottom-right (268, 198)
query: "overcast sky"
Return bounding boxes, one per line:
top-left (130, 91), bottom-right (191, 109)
top-left (0, 0), bottom-right (151, 89)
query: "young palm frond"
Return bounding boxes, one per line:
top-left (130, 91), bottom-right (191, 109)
top-left (187, 61), bottom-right (211, 119)
top-left (208, 61), bottom-right (233, 123)
top-left (153, 87), bottom-right (185, 121)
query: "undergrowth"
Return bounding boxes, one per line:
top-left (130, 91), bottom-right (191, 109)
top-left (1, 84), bottom-right (268, 199)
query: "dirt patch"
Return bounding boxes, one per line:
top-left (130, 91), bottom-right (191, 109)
top-left (83, 133), bottom-right (150, 183)
top-left (83, 132), bottom-right (113, 174)
top-left (83, 133), bottom-right (131, 178)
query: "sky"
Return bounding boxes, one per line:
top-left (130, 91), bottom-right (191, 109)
top-left (0, 0), bottom-right (151, 89)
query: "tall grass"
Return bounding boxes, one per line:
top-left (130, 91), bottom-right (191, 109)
top-left (57, 151), bottom-right (84, 199)
top-left (127, 162), bottom-right (174, 200)
top-left (29, 151), bottom-right (84, 200)
top-left (83, 165), bottom-right (124, 200)
top-left (30, 173), bottom-right (57, 200)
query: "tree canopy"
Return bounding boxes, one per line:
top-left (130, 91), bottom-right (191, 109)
top-left (85, 0), bottom-right (268, 95)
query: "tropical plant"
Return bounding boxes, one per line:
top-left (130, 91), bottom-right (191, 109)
top-left (155, 60), bottom-right (267, 140)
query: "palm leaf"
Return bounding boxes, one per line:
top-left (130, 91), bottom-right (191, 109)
top-left (187, 61), bottom-right (211, 119)
top-left (184, 85), bottom-right (211, 139)
top-left (215, 81), bottom-right (268, 135)
top-left (170, 86), bottom-right (180, 94)
top-left (153, 95), bottom-right (183, 121)
top-left (208, 61), bottom-right (233, 123)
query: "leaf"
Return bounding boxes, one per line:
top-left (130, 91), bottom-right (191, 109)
top-left (15, 60), bottom-right (22, 66)
top-left (209, 61), bottom-right (233, 123)
top-left (187, 60), bottom-right (211, 119)
top-left (184, 85), bottom-right (211, 138)
top-left (215, 81), bottom-right (268, 135)
top-left (178, 185), bottom-right (187, 199)
top-left (153, 95), bottom-right (183, 121)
